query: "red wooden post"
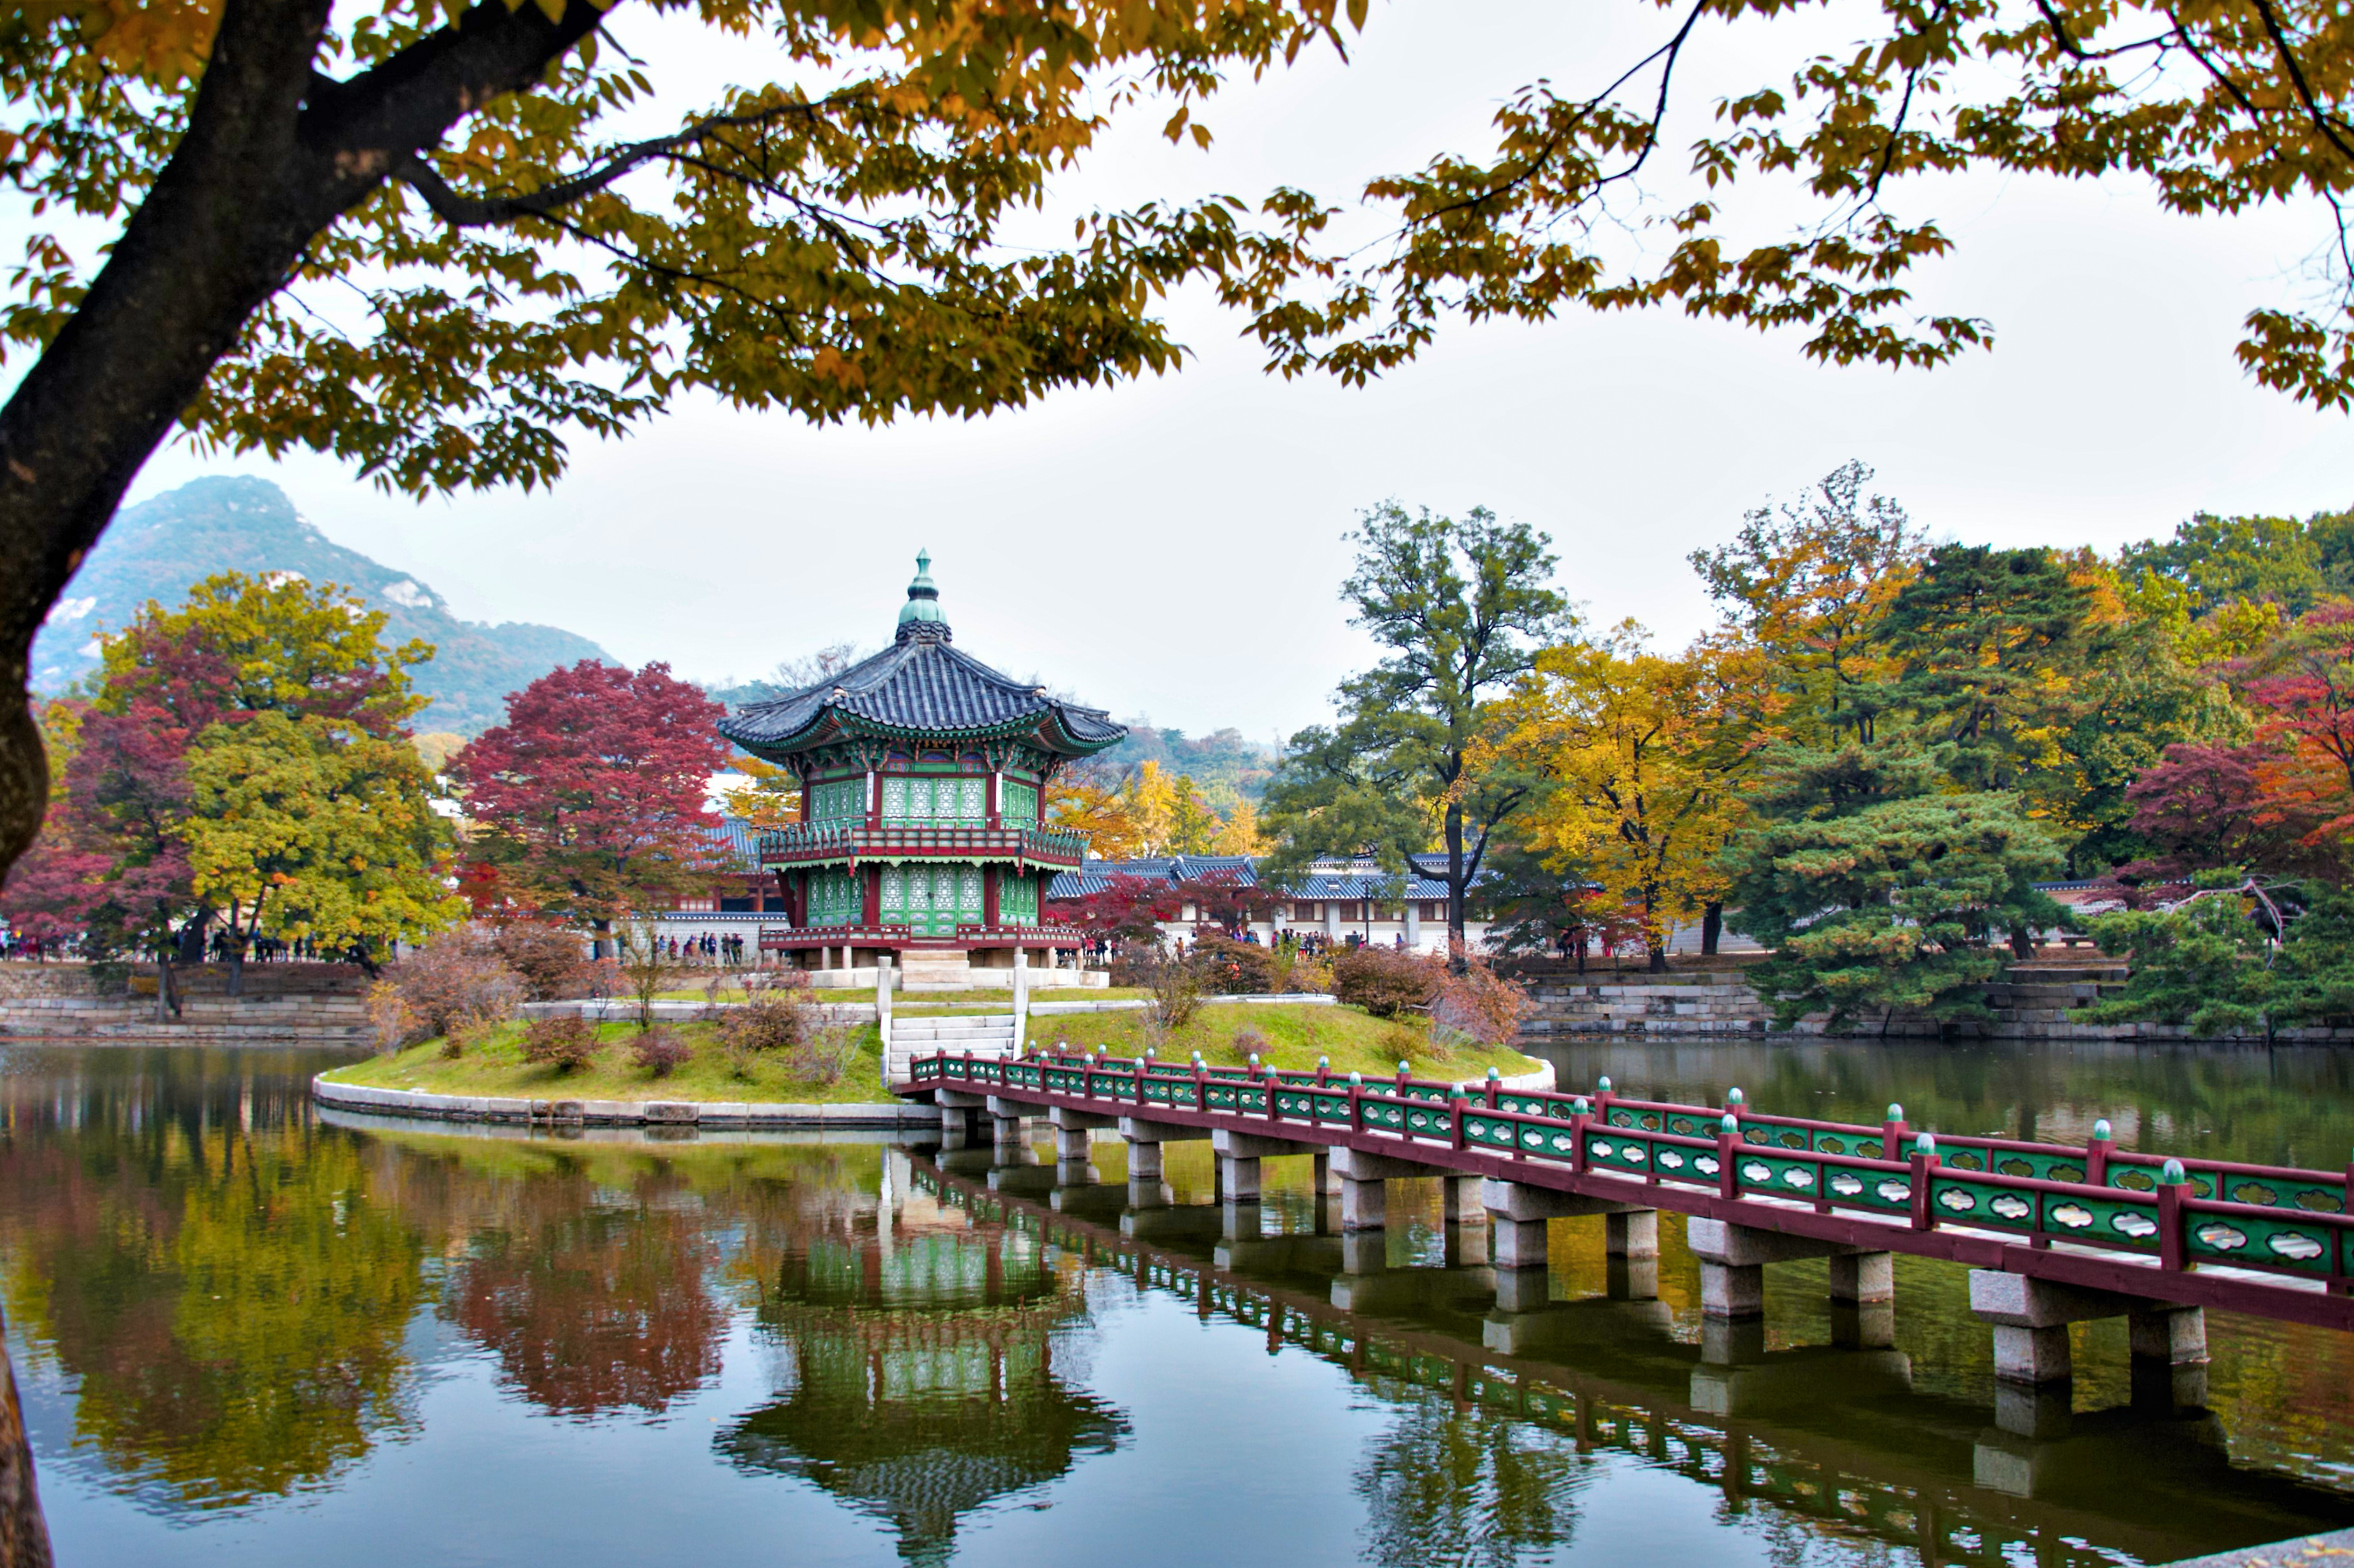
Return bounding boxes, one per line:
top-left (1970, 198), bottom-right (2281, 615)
top-left (1485, 1067), bottom-right (1500, 1111)
top-left (1910, 1135), bottom-right (1941, 1231)
top-left (2159, 1159), bottom-right (2188, 1272)
top-left (1569, 1099), bottom-right (1590, 1174)
top-left (1718, 1114), bottom-right (1739, 1201)
top-left (1349, 1076), bottom-right (1364, 1135)
top-left (1882, 1103), bottom-right (1907, 1162)
top-left (1451, 1087), bottom-right (1468, 1152)
top-left (2087, 1118), bottom-right (2115, 1187)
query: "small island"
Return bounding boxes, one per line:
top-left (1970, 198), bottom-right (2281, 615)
top-left (315, 999), bottom-right (1551, 1120)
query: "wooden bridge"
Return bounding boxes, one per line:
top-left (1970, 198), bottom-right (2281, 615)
top-left (905, 1048), bottom-right (2354, 1422)
top-left (914, 1158), bottom-right (2354, 1565)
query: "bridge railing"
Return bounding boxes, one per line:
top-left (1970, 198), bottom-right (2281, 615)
top-left (907, 1047), bottom-right (2354, 1293)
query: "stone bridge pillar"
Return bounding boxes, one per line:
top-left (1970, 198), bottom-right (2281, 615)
top-left (1967, 1270), bottom-right (2208, 1434)
top-left (1211, 1128), bottom-right (1316, 1206)
top-left (1482, 1180), bottom-right (1653, 1312)
top-left (1686, 1218), bottom-right (1895, 1324)
top-left (1329, 1146), bottom-right (1438, 1230)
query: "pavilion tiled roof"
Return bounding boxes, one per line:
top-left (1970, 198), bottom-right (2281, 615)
top-left (718, 554), bottom-right (1125, 761)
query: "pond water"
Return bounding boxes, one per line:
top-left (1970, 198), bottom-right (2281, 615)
top-left (5, 1038), bottom-right (2354, 1567)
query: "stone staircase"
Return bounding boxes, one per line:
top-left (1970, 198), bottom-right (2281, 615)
top-left (1985, 956), bottom-right (2130, 1030)
top-left (886, 1012), bottom-right (1018, 1084)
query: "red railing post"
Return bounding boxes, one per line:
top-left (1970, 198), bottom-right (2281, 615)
top-left (1910, 1134), bottom-right (1941, 1231)
top-left (1485, 1067), bottom-right (1501, 1111)
top-left (1451, 1087), bottom-right (1468, 1153)
top-left (1568, 1098), bottom-right (1591, 1174)
top-left (1194, 1059), bottom-right (1207, 1114)
top-left (1882, 1103), bottom-right (1907, 1162)
top-left (2159, 1159), bottom-right (2188, 1272)
top-left (2088, 1118), bottom-right (2114, 1187)
top-left (1349, 1074), bottom-right (1364, 1135)
top-left (1718, 1113), bottom-right (1739, 1201)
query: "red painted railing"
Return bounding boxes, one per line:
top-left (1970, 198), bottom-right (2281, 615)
top-left (905, 1047), bottom-right (2354, 1331)
top-left (757, 822), bottom-right (1089, 867)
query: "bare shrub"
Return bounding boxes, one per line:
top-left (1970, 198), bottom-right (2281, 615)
top-left (1332, 947), bottom-right (1444, 1018)
top-left (1430, 946), bottom-right (1535, 1047)
top-left (1231, 1025), bottom-right (1268, 1060)
top-left (491, 922), bottom-right (594, 1000)
top-left (365, 980), bottom-right (416, 1055)
top-left (520, 1014), bottom-right (600, 1072)
top-left (782, 1021), bottom-right (861, 1086)
top-left (631, 1025), bottom-right (692, 1077)
top-left (716, 988), bottom-right (812, 1055)
top-left (615, 918), bottom-right (680, 1030)
top-left (1191, 934), bottom-right (1276, 995)
top-left (385, 927), bottom-right (524, 1043)
top-left (1118, 946), bottom-right (1205, 1053)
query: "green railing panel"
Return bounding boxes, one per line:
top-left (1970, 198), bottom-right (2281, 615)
top-left (1510, 1122), bottom-right (1576, 1159)
top-left (2109, 1162), bottom-right (2219, 1199)
top-left (2214, 1175), bottom-right (2347, 1214)
top-left (1462, 1115), bottom-right (1519, 1152)
top-left (1647, 1142), bottom-right (1720, 1187)
top-left (1927, 1174), bottom-right (2037, 1233)
top-left (1607, 1108), bottom-right (1665, 1132)
top-left (2040, 1188), bottom-right (2162, 1250)
top-left (1663, 1113), bottom-right (1714, 1138)
top-left (1735, 1150), bottom-right (1830, 1200)
top-left (2184, 1209), bottom-right (2337, 1274)
top-left (1363, 1102), bottom-right (1407, 1131)
top-left (1402, 1103), bottom-right (1450, 1138)
top-left (1583, 1130), bottom-right (1651, 1173)
top-left (1823, 1165), bottom-right (1914, 1213)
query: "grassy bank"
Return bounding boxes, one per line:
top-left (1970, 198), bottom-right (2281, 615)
top-left (317, 1002), bottom-right (1544, 1105)
top-left (321, 1019), bottom-right (890, 1103)
top-left (1023, 1002), bottom-right (1542, 1083)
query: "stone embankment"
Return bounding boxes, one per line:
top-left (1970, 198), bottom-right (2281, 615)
top-left (0, 962), bottom-right (371, 1043)
top-left (1516, 956), bottom-right (2354, 1043)
top-left (312, 1076), bottom-right (934, 1129)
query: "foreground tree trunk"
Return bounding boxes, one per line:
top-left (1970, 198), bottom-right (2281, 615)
top-left (1701, 900), bottom-right (1723, 957)
top-left (0, 1306), bottom-right (48, 1568)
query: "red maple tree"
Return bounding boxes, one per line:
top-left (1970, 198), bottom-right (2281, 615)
top-left (452, 662), bottom-right (730, 935)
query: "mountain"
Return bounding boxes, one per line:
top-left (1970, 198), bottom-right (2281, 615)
top-left (31, 475), bottom-right (611, 736)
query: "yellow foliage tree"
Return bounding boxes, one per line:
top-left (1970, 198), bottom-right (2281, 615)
top-left (1045, 779), bottom-right (1146, 861)
top-left (1211, 797), bottom-right (1266, 856)
top-left (719, 755), bottom-right (803, 829)
top-left (1489, 626), bottom-right (1782, 971)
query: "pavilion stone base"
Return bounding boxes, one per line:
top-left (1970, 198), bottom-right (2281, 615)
top-left (899, 948), bottom-right (977, 990)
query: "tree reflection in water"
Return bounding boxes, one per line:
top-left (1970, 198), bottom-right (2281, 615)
top-left (444, 1172), bottom-right (726, 1418)
top-left (0, 1051), bottom-right (423, 1510)
top-left (1354, 1396), bottom-right (1590, 1568)
top-left (718, 1160), bottom-right (1127, 1565)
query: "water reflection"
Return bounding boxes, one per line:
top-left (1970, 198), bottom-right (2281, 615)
top-left (2, 1042), bottom-right (2353, 1567)
top-left (0, 1048), bottom-right (421, 1510)
top-left (921, 1155), bottom-right (2354, 1568)
top-left (721, 1188), bottom-right (1125, 1565)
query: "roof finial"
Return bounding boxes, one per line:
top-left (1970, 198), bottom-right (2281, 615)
top-left (896, 548), bottom-right (949, 643)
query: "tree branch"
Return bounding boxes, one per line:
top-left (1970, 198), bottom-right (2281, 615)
top-left (392, 97), bottom-right (847, 229)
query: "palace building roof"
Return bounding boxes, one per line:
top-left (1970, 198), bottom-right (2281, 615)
top-left (718, 551), bottom-right (1126, 762)
top-left (1047, 852), bottom-right (1467, 903)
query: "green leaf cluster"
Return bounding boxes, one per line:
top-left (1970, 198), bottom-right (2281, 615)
top-left (1725, 750), bottom-right (2066, 1032)
top-left (2079, 884), bottom-right (2354, 1039)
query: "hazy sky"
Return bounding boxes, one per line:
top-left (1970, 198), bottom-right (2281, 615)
top-left (105, 0), bottom-right (2354, 746)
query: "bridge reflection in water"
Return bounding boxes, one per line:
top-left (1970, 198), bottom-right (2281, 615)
top-left (922, 1137), bottom-right (2354, 1568)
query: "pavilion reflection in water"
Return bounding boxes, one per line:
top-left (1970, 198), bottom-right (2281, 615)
top-left (718, 1151), bottom-right (1127, 1565)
